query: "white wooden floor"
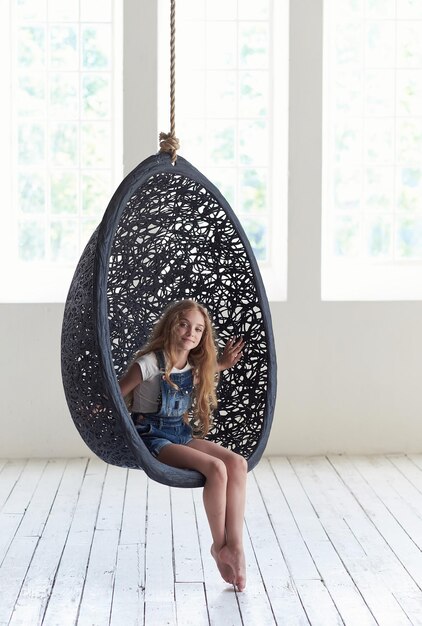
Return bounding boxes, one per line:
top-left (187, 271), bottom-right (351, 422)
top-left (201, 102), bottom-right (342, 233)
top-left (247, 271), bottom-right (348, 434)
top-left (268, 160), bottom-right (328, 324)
top-left (1, 456), bottom-right (422, 626)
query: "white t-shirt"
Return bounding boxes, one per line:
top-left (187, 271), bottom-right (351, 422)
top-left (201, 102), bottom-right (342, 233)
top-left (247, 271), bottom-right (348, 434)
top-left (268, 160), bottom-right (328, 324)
top-left (131, 352), bottom-right (192, 414)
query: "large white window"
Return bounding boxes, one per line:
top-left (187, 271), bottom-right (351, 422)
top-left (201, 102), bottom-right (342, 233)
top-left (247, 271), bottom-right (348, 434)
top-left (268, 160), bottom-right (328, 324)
top-left (1, 0), bottom-right (286, 303)
top-left (0, 0), bottom-right (122, 302)
top-left (322, 0), bottom-right (422, 300)
top-left (158, 0), bottom-right (289, 301)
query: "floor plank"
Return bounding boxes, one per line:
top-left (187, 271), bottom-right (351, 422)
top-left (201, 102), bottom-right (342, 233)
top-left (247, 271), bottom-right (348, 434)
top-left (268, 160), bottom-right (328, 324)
top-left (0, 536), bottom-right (39, 626)
top-left (172, 487), bottom-right (203, 584)
top-left (8, 459), bottom-right (88, 626)
top-left (110, 543), bottom-right (145, 626)
top-left (329, 455), bottom-right (422, 624)
top-left (42, 458), bottom-right (107, 626)
top-left (16, 459), bottom-right (68, 538)
top-left (0, 461), bottom-right (26, 511)
top-left (289, 456), bottom-right (409, 626)
top-left (245, 468), bottom-right (310, 625)
top-left (77, 464), bottom-right (127, 626)
top-left (175, 582), bottom-right (209, 626)
top-left (144, 480), bottom-right (174, 605)
top-left (271, 457), bottom-right (377, 626)
top-left (1, 459), bottom-right (47, 516)
top-left (1, 455), bottom-right (422, 625)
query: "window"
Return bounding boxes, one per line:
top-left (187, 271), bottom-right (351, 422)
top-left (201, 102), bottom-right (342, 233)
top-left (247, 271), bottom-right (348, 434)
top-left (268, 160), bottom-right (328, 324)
top-left (158, 0), bottom-right (288, 301)
top-left (322, 0), bottom-right (422, 300)
top-left (0, 0), bottom-right (122, 302)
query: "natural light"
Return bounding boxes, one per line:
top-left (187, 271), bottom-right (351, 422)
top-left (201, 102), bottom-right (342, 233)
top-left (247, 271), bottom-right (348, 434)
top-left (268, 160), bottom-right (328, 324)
top-left (1, 0), bottom-right (287, 303)
top-left (0, 0), bottom-right (122, 302)
top-left (158, 0), bottom-right (289, 302)
top-left (322, 0), bottom-right (422, 300)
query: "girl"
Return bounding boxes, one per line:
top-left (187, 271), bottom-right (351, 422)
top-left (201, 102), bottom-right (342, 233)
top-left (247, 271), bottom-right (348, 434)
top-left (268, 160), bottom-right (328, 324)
top-left (119, 299), bottom-right (248, 591)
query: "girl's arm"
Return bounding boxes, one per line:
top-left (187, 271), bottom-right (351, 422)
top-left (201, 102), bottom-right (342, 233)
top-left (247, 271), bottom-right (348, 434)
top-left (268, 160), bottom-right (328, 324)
top-left (217, 337), bottom-right (245, 371)
top-left (119, 363), bottom-right (143, 396)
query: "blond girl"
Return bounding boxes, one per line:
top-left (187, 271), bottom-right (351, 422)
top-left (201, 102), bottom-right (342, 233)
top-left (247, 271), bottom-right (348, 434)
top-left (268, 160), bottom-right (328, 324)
top-left (119, 299), bottom-right (247, 591)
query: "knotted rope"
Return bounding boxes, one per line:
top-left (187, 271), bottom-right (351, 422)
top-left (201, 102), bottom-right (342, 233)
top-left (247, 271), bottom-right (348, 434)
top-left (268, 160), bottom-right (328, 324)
top-left (159, 0), bottom-right (180, 163)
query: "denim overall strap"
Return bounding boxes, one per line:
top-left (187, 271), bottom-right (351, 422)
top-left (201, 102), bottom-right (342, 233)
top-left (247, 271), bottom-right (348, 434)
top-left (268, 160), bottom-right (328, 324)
top-left (154, 350), bottom-right (165, 412)
top-left (155, 350), bottom-right (166, 372)
top-left (152, 351), bottom-right (194, 418)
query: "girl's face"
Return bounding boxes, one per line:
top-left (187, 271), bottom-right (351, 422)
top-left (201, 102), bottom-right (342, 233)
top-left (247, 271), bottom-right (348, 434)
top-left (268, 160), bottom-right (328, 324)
top-left (175, 308), bottom-right (205, 351)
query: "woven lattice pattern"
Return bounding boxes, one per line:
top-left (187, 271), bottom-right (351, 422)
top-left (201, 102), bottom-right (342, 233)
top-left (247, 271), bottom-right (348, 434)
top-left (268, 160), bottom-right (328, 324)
top-left (61, 153), bottom-right (276, 487)
top-left (61, 229), bottom-right (134, 467)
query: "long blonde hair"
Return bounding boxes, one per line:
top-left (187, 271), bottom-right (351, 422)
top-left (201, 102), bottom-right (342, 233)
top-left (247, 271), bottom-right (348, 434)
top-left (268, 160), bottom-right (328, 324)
top-left (128, 300), bottom-right (218, 436)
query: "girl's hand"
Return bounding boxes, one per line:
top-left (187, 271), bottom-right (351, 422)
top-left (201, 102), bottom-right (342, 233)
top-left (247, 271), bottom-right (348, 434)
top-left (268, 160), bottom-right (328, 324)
top-left (217, 337), bottom-right (245, 371)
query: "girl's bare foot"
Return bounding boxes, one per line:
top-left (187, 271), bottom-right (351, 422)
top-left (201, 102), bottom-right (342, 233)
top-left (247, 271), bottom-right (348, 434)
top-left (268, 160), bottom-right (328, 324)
top-left (218, 545), bottom-right (246, 592)
top-left (210, 544), bottom-right (234, 585)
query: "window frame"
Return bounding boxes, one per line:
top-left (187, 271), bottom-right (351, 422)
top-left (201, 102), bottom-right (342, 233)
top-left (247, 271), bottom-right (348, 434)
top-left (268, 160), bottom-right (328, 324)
top-left (0, 0), bottom-right (123, 303)
top-left (322, 0), bottom-right (422, 301)
top-left (157, 0), bottom-right (289, 302)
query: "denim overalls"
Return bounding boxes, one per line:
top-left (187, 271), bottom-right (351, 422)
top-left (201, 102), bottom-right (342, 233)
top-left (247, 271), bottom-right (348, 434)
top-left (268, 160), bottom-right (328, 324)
top-left (132, 351), bottom-right (194, 457)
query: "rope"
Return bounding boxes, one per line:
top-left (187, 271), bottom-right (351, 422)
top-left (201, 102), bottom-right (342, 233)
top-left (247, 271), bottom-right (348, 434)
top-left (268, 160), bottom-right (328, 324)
top-left (159, 0), bottom-right (180, 164)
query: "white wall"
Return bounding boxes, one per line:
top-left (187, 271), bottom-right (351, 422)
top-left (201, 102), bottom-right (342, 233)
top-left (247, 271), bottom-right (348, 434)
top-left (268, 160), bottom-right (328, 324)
top-left (1, 0), bottom-right (421, 458)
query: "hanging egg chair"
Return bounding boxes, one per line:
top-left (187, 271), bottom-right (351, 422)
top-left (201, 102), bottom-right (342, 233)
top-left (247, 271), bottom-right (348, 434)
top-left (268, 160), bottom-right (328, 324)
top-left (60, 0), bottom-right (277, 488)
top-left (61, 152), bottom-right (277, 487)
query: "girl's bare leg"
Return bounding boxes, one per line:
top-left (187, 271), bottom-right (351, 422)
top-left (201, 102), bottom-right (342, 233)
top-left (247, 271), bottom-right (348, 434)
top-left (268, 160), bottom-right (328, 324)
top-left (187, 439), bottom-right (248, 591)
top-left (157, 443), bottom-right (232, 582)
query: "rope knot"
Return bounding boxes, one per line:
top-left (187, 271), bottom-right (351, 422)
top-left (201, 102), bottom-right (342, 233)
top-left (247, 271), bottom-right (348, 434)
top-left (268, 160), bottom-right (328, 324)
top-left (159, 131), bottom-right (180, 164)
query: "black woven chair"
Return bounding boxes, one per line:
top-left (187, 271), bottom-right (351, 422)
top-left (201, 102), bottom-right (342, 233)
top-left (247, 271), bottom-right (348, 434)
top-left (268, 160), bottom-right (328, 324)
top-left (61, 153), bottom-right (277, 487)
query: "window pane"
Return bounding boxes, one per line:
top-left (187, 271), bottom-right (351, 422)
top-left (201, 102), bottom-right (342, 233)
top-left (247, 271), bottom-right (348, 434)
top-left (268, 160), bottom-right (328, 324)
top-left (365, 21), bottom-right (395, 67)
top-left (206, 23), bottom-right (237, 69)
top-left (365, 69), bottom-right (394, 116)
top-left (82, 75), bottom-right (111, 118)
top-left (397, 70), bottom-right (422, 116)
top-left (366, 215), bottom-right (392, 258)
top-left (81, 122), bottom-right (110, 167)
top-left (50, 220), bottom-right (78, 262)
top-left (50, 26), bottom-right (78, 69)
top-left (206, 72), bottom-right (236, 118)
top-left (334, 168), bottom-right (362, 211)
top-left (82, 25), bottom-right (111, 69)
top-left (238, 0), bottom-right (270, 20)
top-left (18, 123), bottom-right (45, 164)
top-left (18, 172), bottom-right (45, 213)
top-left (17, 73), bottom-right (45, 117)
top-left (17, 0), bottom-right (47, 21)
top-left (242, 218), bottom-right (268, 261)
top-left (50, 171), bottom-right (78, 214)
top-left (206, 122), bottom-right (235, 165)
top-left (239, 71), bottom-right (268, 118)
top-left (397, 21), bottom-right (422, 68)
top-left (49, 73), bottom-right (79, 118)
top-left (50, 123), bottom-right (78, 166)
top-left (81, 0), bottom-right (112, 22)
top-left (48, 0), bottom-right (78, 22)
top-left (334, 216), bottom-right (360, 257)
top-left (18, 220), bottom-right (45, 261)
top-left (239, 169), bottom-right (267, 213)
top-left (82, 172), bottom-right (111, 216)
top-left (206, 0), bottom-right (237, 20)
top-left (206, 168), bottom-right (236, 207)
top-left (239, 119), bottom-right (268, 166)
top-left (365, 167), bottom-right (394, 211)
top-left (239, 23), bottom-right (269, 69)
top-left (397, 167), bottom-right (422, 212)
top-left (18, 26), bottom-right (45, 68)
top-left (397, 217), bottom-right (422, 258)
